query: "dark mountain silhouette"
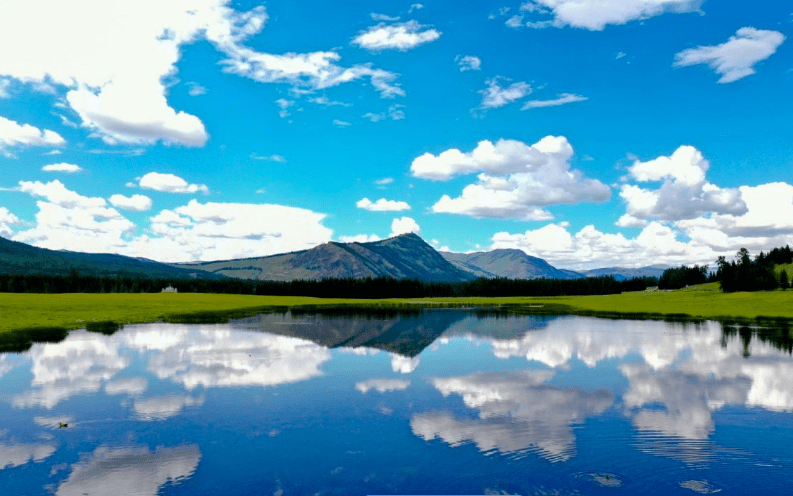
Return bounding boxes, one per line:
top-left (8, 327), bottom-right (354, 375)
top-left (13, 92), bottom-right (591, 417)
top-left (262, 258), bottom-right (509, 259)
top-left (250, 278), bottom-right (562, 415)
top-left (177, 233), bottom-right (475, 282)
top-left (0, 236), bottom-right (222, 279)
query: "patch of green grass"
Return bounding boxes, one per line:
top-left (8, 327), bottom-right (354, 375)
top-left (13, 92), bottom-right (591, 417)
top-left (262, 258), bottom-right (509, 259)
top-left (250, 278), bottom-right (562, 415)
top-left (3, 289), bottom-right (793, 341)
top-left (678, 282), bottom-right (721, 292)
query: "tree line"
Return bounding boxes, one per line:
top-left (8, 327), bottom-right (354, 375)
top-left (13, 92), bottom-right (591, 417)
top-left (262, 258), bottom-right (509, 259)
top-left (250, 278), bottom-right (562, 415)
top-left (0, 270), bottom-right (658, 298)
top-left (658, 245), bottom-right (793, 293)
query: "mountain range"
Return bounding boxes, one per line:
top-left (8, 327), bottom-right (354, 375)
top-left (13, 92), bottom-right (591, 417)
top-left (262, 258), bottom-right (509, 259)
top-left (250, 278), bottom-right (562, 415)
top-left (1, 232), bottom-right (666, 282)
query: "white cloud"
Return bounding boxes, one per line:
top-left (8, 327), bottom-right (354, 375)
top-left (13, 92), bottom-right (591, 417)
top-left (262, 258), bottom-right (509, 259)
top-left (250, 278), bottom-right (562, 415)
top-left (105, 377), bottom-right (148, 396)
top-left (0, 207), bottom-right (21, 238)
top-left (363, 104), bottom-right (406, 122)
top-left (390, 216), bottom-right (421, 236)
top-left (478, 77), bottom-right (532, 110)
top-left (0, 115), bottom-right (65, 151)
top-left (356, 197), bottom-right (411, 212)
top-left (138, 172), bottom-right (209, 194)
top-left (375, 177), bottom-right (394, 185)
top-left (521, 93), bottom-right (587, 110)
top-left (11, 180), bottom-right (332, 262)
top-left (109, 194), bottom-right (153, 212)
top-left (352, 20), bottom-right (441, 51)
top-left (0, 1), bottom-right (404, 148)
top-left (370, 13), bottom-right (400, 22)
top-left (409, 4), bottom-right (424, 13)
top-left (186, 82), bottom-right (207, 96)
top-left (492, 221), bottom-right (715, 269)
top-left (338, 233), bottom-right (381, 243)
top-left (41, 162), bottom-right (82, 173)
top-left (131, 199), bottom-right (333, 262)
top-left (0, 78), bottom-right (10, 98)
top-left (250, 153), bottom-right (286, 162)
top-left (275, 98), bottom-right (295, 118)
top-left (333, 119), bottom-right (352, 127)
top-left (515, 0), bottom-right (702, 31)
top-left (412, 136), bottom-right (610, 220)
top-left (56, 445), bottom-right (200, 496)
top-left (620, 146), bottom-right (747, 221)
top-left (456, 55), bottom-right (482, 71)
top-left (616, 51), bottom-right (627, 59)
top-left (307, 95), bottom-right (351, 107)
top-left (390, 353), bottom-right (420, 373)
top-left (355, 378), bottom-right (411, 393)
top-left (674, 27), bottom-right (785, 83)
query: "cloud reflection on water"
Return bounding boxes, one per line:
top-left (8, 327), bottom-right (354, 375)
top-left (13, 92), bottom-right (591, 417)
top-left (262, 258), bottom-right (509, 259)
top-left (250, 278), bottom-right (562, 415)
top-left (411, 370), bottom-right (613, 462)
top-left (55, 444), bottom-right (200, 496)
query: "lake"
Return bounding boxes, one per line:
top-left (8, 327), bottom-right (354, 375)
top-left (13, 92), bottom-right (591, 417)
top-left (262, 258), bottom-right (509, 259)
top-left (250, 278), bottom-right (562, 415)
top-left (1, 309), bottom-right (792, 495)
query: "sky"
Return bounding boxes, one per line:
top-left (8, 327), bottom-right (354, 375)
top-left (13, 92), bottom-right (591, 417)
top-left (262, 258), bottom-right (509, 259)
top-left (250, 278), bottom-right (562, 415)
top-left (0, 0), bottom-right (791, 270)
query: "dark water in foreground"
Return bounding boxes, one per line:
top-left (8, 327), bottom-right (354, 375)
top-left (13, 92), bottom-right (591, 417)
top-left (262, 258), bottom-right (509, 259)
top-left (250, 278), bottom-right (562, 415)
top-left (1, 310), bottom-right (792, 495)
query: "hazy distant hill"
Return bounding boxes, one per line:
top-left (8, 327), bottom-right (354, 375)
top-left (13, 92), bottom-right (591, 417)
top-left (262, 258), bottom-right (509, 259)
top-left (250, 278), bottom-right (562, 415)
top-left (440, 248), bottom-right (580, 280)
top-left (581, 266), bottom-right (667, 281)
top-left (178, 233), bottom-right (475, 282)
top-left (0, 236), bottom-right (223, 279)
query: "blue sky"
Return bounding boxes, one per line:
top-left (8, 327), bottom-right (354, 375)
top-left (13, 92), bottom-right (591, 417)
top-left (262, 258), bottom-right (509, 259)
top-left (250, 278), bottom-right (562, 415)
top-left (0, 0), bottom-right (791, 269)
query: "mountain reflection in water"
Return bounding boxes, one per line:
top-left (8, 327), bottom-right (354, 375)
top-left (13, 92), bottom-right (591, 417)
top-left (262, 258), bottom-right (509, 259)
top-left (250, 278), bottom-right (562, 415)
top-left (0, 309), bottom-right (792, 495)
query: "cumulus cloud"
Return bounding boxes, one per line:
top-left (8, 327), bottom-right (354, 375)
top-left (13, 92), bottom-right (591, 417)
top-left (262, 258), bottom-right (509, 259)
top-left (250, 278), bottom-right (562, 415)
top-left (390, 216), bottom-right (421, 237)
top-left (138, 172), bottom-right (209, 194)
top-left (0, 207), bottom-right (20, 238)
top-left (356, 197), bottom-right (411, 212)
top-left (0, 115), bottom-right (64, 152)
top-left (352, 20), bottom-right (441, 51)
top-left (0, 1), bottom-right (404, 148)
top-left (412, 136), bottom-right (610, 220)
top-left (338, 233), bottom-right (381, 243)
top-left (41, 162), bottom-right (82, 173)
top-left (11, 180), bottom-right (332, 262)
top-left (521, 93), bottom-right (587, 110)
top-left (456, 55), bottom-right (482, 71)
top-left (109, 194), bottom-right (153, 212)
top-left (131, 199), bottom-right (333, 262)
top-left (477, 77), bottom-right (531, 110)
top-left (513, 0), bottom-right (702, 31)
top-left (620, 145), bottom-right (747, 222)
top-left (674, 27), bottom-right (785, 83)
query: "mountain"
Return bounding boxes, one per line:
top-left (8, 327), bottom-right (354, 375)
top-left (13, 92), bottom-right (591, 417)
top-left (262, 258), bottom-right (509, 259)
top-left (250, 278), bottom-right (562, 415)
top-left (177, 233), bottom-right (475, 282)
top-left (581, 266), bottom-right (667, 281)
top-left (440, 248), bottom-right (580, 280)
top-left (0, 236), bottom-right (224, 279)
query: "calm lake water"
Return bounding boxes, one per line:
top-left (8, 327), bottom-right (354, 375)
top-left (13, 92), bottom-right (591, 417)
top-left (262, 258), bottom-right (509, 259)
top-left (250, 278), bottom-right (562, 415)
top-left (1, 309), bottom-right (792, 495)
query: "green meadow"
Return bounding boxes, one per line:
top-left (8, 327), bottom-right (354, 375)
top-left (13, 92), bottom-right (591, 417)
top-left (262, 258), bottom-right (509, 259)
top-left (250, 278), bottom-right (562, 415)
top-left (2, 285), bottom-right (793, 337)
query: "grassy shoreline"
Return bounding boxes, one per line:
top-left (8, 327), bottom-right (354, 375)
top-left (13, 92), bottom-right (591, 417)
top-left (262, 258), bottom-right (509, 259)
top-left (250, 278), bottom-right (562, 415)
top-left (2, 288), bottom-right (793, 335)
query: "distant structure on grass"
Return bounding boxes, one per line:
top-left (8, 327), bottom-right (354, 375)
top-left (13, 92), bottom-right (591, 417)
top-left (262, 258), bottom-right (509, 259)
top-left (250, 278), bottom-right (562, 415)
top-left (162, 285), bottom-right (178, 293)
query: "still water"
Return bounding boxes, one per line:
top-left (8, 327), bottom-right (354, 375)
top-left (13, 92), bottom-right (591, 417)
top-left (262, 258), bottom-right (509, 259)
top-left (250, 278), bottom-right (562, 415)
top-left (1, 309), bottom-right (792, 495)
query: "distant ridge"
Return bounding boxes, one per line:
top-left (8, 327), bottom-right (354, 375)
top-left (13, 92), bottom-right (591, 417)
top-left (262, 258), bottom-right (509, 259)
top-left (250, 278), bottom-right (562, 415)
top-left (178, 233), bottom-right (475, 282)
top-left (0, 236), bottom-right (223, 279)
top-left (581, 266), bottom-right (667, 281)
top-left (440, 248), bottom-right (581, 280)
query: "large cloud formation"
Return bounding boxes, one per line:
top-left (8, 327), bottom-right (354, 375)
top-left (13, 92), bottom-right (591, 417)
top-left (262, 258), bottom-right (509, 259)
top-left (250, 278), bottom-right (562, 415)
top-left (412, 136), bottom-right (610, 220)
top-left (11, 180), bottom-right (333, 262)
top-left (0, 1), bottom-right (402, 148)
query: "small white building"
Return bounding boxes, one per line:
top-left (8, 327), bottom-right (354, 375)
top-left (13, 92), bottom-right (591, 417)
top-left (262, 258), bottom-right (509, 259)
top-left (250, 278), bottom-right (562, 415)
top-left (162, 285), bottom-right (178, 293)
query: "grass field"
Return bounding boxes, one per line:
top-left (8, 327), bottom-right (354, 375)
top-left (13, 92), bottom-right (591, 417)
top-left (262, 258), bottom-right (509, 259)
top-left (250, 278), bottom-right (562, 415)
top-left (3, 286), bottom-right (793, 337)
